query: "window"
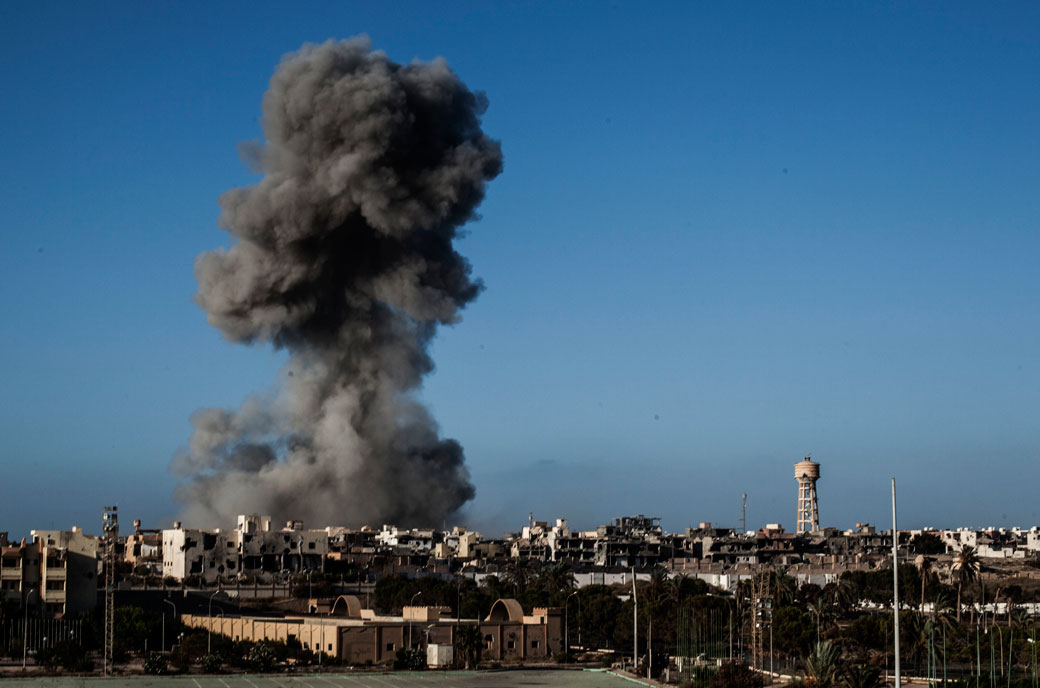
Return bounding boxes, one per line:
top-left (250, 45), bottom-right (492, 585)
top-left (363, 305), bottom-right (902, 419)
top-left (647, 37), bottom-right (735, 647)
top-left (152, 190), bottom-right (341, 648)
top-left (46, 580), bottom-right (65, 591)
top-left (531, 640), bottom-right (539, 648)
top-left (328, 643), bottom-right (332, 651)
top-left (386, 642), bottom-right (395, 652)
top-left (507, 640), bottom-right (515, 649)
top-left (308, 542), bottom-right (316, 550)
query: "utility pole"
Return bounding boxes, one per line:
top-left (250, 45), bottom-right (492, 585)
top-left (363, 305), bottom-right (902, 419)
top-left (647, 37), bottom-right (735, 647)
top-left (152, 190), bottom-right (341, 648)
top-left (632, 567), bottom-right (638, 672)
top-left (741, 493), bottom-right (747, 536)
top-left (892, 479), bottom-right (901, 688)
top-left (102, 506), bottom-right (119, 676)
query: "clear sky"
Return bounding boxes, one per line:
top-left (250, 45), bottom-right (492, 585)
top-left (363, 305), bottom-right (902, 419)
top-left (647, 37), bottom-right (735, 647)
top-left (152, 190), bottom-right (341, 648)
top-left (1, 2), bottom-right (1038, 539)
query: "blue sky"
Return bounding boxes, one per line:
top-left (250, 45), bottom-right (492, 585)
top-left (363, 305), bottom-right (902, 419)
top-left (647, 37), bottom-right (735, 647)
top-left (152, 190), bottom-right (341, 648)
top-left (1, 2), bottom-right (1038, 539)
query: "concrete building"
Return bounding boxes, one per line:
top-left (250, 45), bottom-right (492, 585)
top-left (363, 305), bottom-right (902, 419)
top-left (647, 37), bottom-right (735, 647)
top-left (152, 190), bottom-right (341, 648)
top-left (124, 520), bottom-right (162, 574)
top-left (180, 596), bottom-right (563, 665)
top-left (162, 515), bottom-right (330, 583)
top-left (1, 528), bottom-right (99, 617)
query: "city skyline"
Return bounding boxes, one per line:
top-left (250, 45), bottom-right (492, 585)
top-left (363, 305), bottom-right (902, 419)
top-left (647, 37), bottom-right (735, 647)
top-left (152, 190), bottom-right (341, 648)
top-left (2, 3), bottom-right (1038, 539)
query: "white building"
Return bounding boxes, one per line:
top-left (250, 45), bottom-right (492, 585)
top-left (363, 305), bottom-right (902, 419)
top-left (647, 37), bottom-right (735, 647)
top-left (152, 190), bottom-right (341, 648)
top-left (162, 515), bottom-right (329, 583)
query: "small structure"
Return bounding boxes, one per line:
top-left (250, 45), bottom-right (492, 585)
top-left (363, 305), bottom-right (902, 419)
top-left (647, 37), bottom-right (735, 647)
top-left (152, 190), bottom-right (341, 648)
top-left (427, 643), bottom-right (453, 667)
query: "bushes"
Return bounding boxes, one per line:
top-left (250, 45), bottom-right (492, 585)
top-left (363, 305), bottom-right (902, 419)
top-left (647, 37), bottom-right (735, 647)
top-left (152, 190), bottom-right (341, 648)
top-left (247, 642), bottom-right (276, 672)
top-left (143, 652), bottom-right (168, 675)
top-left (33, 639), bottom-right (93, 673)
top-left (200, 653), bottom-right (223, 673)
top-left (708, 661), bottom-right (765, 688)
top-left (393, 647), bottom-right (425, 670)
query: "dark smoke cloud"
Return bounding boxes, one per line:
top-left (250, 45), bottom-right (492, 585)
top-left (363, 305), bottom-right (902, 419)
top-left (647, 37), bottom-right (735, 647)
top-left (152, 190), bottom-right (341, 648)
top-left (171, 37), bottom-right (502, 528)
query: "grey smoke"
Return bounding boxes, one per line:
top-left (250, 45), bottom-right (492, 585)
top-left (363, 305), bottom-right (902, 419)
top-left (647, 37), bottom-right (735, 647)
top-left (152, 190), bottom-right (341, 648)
top-left (171, 37), bottom-right (502, 528)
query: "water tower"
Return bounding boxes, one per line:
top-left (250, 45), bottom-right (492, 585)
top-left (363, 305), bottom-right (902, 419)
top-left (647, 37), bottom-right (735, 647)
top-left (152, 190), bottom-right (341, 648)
top-left (794, 457), bottom-right (820, 534)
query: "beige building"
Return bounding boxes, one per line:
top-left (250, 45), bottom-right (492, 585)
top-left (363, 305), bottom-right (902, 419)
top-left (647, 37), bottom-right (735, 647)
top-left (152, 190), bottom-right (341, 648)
top-left (180, 596), bottom-right (563, 665)
top-left (1, 528), bottom-right (98, 617)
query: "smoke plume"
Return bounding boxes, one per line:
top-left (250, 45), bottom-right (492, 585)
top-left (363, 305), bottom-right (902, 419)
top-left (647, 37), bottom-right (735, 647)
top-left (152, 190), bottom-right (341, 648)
top-left (171, 38), bottom-right (502, 528)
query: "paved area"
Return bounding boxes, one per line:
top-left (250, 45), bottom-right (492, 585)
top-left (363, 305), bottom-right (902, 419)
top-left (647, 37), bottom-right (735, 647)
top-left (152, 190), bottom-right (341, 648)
top-left (0, 669), bottom-right (641, 688)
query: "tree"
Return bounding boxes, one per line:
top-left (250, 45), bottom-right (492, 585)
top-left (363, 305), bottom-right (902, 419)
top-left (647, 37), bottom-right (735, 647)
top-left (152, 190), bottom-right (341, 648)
top-left (803, 640), bottom-right (841, 688)
top-left (841, 664), bottom-right (882, 688)
top-left (915, 555), bottom-right (931, 612)
top-left (454, 624), bottom-right (482, 669)
top-left (831, 578), bottom-right (855, 615)
top-left (646, 567), bottom-right (669, 603)
top-left (770, 568), bottom-right (796, 607)
top-left (538, 562), bottom-right (576, 596)
top-left (951, 545), bottom-right (980, 622)
top-left (772, 606), bottom-right (814, 659)
top-left (808, 598), bottom-right (832, 644)
top-left (503, 559), bottom-right (533, 595)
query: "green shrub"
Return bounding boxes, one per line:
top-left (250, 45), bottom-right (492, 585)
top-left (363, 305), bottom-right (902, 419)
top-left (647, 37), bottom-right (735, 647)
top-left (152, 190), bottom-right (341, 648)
top-left (708, 661), bottom-right (765, 688)
top-left (143, 652), bottom-right (168, 675)
top-left (200, 653), bottom-right (223, 673)
top-left (247, 643), bottom-right (276, 672)
top-left (393, 646), bottom-right (425, 670)
top-left (34, 640), bottom-right (93, 672)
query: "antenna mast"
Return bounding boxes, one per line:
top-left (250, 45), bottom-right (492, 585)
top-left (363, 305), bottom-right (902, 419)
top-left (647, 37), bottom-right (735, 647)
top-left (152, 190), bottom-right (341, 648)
top-left (741, 493), bottom-right (747, 535)
top-left (102, 505), bottom-right (119, 676)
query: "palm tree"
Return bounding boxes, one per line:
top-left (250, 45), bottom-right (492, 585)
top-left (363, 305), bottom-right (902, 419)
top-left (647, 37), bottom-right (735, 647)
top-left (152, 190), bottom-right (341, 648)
top-left (646, 566), bottom-right (669, 602)
top-left (669, 573), bottom-right (693, 605)
top-left (453, 624), bottom-right (482, 669)
top-left (915, 555), bottom-right (931, 612)
top-left (538, 562), bottom-right (576, 595)
top-left (803, 640), bottom-right (841, 688)
top-left (809, 598), bottom-right (832, 644)
top-left (826, 578), bottom-right (855, 617)
top-left (771, 567), bottom-right (796, 607)
top-left (931, 590), bottom-right (956, 635)
top-left (841, 664), bottom-right (882, 688)
top-left (951, 545), bottom-right (980, 622)
top-left (503, 559), bottom-right (533, 595)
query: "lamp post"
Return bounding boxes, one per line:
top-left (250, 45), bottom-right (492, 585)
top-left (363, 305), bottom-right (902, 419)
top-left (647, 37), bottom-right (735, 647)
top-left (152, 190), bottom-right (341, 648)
top-left (318, 608), bottom-right (325, 672)
top-left (207, 590), bottom-right (223, 655)
top-left (565, 591), bottom-right (578, 657)
top-left (162, 598), bottom-right (177, 655)
top-left (408, 591), bottom-right (423, 650)
top-left (23, 586), bottom-right (37, 669)
top-left (207, 608), bottom-right (224, 655)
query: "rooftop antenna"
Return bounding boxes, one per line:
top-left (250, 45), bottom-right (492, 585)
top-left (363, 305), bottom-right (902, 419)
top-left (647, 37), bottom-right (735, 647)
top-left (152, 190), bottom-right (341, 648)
top-left (741, 493), bottom-right (747, 536)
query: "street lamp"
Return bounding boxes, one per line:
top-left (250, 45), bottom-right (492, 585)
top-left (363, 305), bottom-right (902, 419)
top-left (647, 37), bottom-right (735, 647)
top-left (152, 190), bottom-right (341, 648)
top-left (23, 586), bottom-right (37, 669)
top-left (408, 591), bottom-right (423, 650)
top-left (207, 608), bottom-right (224, 655)
top-left (207, 590), bottom-right (224, 655)
top-left (565, 591), bottom-right (578, 657)
top-left (318, 608), bottom-right (325, 673)
top-left (162, 598), bottom-right (177, 655)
